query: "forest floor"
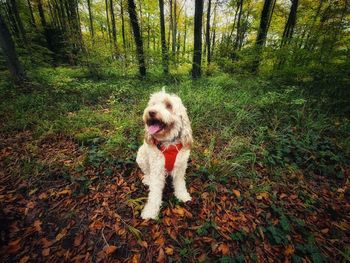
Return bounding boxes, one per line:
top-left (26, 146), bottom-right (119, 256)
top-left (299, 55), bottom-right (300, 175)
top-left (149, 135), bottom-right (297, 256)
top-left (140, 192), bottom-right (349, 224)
top-left (0, 67), bottom-right (349, 262)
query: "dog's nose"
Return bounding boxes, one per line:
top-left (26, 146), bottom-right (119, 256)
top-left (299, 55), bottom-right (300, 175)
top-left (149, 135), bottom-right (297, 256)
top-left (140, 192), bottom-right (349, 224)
top-left (149, 111), bottom-right (156, 118)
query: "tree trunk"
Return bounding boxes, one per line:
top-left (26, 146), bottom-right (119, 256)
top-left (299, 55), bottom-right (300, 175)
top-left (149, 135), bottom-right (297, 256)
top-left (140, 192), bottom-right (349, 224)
top-left (9, 0), bottom-right (28, 47)
top-left (192, 0), bottom-right (204, 78)
top-left (183, 13), bottom-right (187, 57)
top-left (234, 0), bottom-right (244, 50)
top-left (0, 14), bottom-right (28, 87)
top-left (27, 0), bottom-right (36, 27)
top-left (105, 0), bottom-right (112, 44)
top-left (206, 0), bottom-right (212, 65)
top-left (110, 0), bottom-right (118, 57)
top-left (158, 0), bottom-right (169, 74)
top-left (168, 0), bottom-right (173, 54)
top-left (87, 0), bottom-right (94, 41)
top-left (127, 0), bottom-right (146, 76)
top-left (120, 0), bottom-right (126, 52)
top-left (172, 0), bottom-right (177, 59)
top-left (281, 0), bottom-right (299, 47)
top-left (251, 0), bottom-right (274, 73)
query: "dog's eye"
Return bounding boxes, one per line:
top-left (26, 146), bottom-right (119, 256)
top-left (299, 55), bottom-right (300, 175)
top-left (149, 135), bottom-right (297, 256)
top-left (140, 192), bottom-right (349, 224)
top-left (165, 101), bottom-right (172, 110)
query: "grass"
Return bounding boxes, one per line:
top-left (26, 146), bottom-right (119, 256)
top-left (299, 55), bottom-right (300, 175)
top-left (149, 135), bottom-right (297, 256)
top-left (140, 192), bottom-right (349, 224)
top-left (1, 66), bottom-right (349, 178)
top-left (1, 66), bottom-right (349, 261)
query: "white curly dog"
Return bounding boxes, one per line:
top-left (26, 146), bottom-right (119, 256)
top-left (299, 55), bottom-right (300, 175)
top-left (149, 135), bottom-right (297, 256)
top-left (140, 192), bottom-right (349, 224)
top-left (136, 90), bottom-right (193, 219)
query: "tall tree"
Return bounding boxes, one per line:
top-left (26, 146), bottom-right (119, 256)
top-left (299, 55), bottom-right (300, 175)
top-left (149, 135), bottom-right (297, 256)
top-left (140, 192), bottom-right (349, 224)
top-left (252, 0), bottom-right (274, 73)
top-left (192, 0), bottom-right (204, 78)
top-left (127, 0), bottom-right (146, 76)
top-left (172, 0), bottom-right (177, 58)
top-left (280, 0), bottom-right (299, 47)
top-left (27, 0), bottom-right (36, 27)
top-left (0, 14), bottom-right (28, 87)
top-left (8, 0), bottom-right (28, 47)
top-left (120, 0), bottom-right (126, 52)
top-left (206, 0), bottom-right (212, 65)
top-left (105, 0), bottom-right (112, 44)
top-left (110, 0), bottom-right (118, 57)
top-left (158, 0), bottom-right (169, 74)
top-left (87, 0), bottom-right (94, 41)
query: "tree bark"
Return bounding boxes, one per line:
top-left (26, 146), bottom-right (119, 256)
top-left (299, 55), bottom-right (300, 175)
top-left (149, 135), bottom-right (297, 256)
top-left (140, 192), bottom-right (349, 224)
top-left (0, 14), bottom-right (28, 87)
top-left (251, 0), bottom-right (274, 73)
top-left (120, 0), bottom-right (126, 52)
top-left (281, 0), bottom-right (299, 47)
top-left (206, 0), bottom-right (212, 65)
top-left (127, 0), bottom-right (146, 76)
top-left (172, 0), bottom-right (177, 58)
top-left (87, 0), bottom-right (94, 41)
top-left (158, 0), bottom-right (169, 74)
top-left (27, 0), bottom-right (36, 27)
top-left (105, 0), bottom-right (112, 44)
top-left (234, 0), bottom-right (243, 50)
top-left (192, 0), bottom-right (204, 78)
top-left (110, 0), bottom-right (118, 57)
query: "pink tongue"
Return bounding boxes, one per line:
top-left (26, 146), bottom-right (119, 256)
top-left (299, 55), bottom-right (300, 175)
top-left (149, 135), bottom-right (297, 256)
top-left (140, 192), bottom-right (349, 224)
top-left (148, 124), bottom-right (161, 135)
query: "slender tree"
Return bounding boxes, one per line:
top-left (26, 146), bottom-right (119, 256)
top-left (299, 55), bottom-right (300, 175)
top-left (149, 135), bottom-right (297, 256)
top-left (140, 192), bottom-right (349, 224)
top-left (105, 0), bottom-right (112, 43)
top-left (0, 14), bottom-right (28, 87)
top-left (252, 0), bottom-right (274, 73)
top-left (120, 0), bottom-right (127, 52)
top-left (27, 0), bottom-right (36, 27)
top-left (87, 0), bottom-right (94, 41)
top-left (206, 0), bottom-right (212, 65)
top-left (110, 0), bottom-right (118, 57)
top-left (192, 0), bottom-right (204, 78)
top-left (127, 0), bottom-right (146, 76)
top-left (281, 0), bottom-right (299, 47)
top-left (158, 0), bottom-right (169, 74)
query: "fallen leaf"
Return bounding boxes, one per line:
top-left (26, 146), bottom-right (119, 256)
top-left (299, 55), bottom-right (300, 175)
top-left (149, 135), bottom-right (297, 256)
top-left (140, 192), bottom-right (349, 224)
top-left (165, 247), bottom-right (174, 255)
top-left (284, 245), bottom-right (294, 257)
top-left (104, 245), bottom-right (117, 254)
top-left (256, 192), bottom-right (269, 200)
top-left (34, 220), bottom-right (42, 232)
top-left (57, 189), bottom-right (71, 196)
top-left (39, 192), bottom-right (48, 200)
top-left (42, 248), bottom-right (50, 256)
top-left (232, 189), bottom-right (241, 198)
top-left (217, 243), bottom-right (230, 255)
top-left (132, 253), bottom-right (140, 263)
top-left (7, 239), bottom-right (21, 253)
top-left (139, 240), bottom-right (148, 248)
top-left (19, 256), bottom-right (30, 263)
top-left (172, 206), bottom-right (185, 217)
top-left (156, 248), bottom-right (165, 263)
top-left (74, 233), bottom-right (83, 246)
top-left (55, 229), bottom-right (67, 241)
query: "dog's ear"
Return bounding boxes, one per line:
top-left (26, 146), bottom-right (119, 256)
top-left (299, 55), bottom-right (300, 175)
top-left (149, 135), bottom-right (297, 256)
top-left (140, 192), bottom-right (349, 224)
top-left (180, 113), bottom-right (193, 149)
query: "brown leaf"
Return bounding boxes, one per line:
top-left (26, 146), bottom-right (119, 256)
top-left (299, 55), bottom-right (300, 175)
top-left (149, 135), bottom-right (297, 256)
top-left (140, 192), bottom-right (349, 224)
top-left (34, 220), bottom-right (42, 232)
top-left (217, 243), bottom-right (230, 255)
top-left (105, 245), bottom-right (117, 254)
top-left (39, 192), bottom-right (48, 200)
top-left (165, 247), bottom-right (174, 255)
top-left (42, 248), bottom-right (50, 257)
top-left (56, 189), bottom-right (71, 196)
top-left (284, 245), bottom-right (295, 257)
top-left (172, 206), bottom-right (185, 217)
top-left (19, 256), bottom-right (30, 263)
top-left (139, 240), bottom-right (148, 248)
top-left (55, 228), bottom-right (67, 241)
top-left (256, 192), bottom-right (269, 200)
top-left (232, 189), bottom-right (241, 198)
top-left (156, 248), bottom-right (166, 263)
top-left (132, 253), bottom-right (140, 263)
top-left (74, 233), bottom-right (84, 247)
top-left (7, 239), bottom-right (21, 253)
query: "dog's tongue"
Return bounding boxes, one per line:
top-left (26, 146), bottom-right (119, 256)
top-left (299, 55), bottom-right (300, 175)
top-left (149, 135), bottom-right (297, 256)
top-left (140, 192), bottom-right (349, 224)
top-left (148, 124), bottom-right (161, 135)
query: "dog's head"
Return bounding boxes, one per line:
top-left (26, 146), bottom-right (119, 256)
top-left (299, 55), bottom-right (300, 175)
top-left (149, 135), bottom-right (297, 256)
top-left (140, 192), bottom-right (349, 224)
top-left (143, 90), bottom-right (193, 148)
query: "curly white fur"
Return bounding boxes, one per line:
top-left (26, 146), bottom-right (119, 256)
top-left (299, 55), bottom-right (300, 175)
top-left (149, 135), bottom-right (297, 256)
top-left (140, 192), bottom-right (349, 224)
top-left (136, 90), bottom-right (193, 219)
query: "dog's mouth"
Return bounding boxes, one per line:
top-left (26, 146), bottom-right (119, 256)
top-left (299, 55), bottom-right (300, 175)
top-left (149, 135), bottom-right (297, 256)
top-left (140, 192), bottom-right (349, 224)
top-left (147, 119), bottom-right (166, 135)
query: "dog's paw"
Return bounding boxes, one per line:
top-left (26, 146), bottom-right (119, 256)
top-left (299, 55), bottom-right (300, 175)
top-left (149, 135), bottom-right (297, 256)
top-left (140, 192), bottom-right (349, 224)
top-left (176, 192), bottom-right (192, 203)
top-left (141, 206), bottom-right (159, 220)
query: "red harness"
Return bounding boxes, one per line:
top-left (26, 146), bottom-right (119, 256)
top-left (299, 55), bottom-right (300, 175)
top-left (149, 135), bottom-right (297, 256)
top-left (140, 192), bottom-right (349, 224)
top-left (155, 140), bottom-right (183, 172)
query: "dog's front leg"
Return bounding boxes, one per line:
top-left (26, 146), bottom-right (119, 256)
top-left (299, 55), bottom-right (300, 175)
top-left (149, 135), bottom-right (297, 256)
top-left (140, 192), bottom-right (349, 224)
top-left (141, 161), bottom-right (166, 219)
top-left (172, 150), bottom-right (191, 202)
